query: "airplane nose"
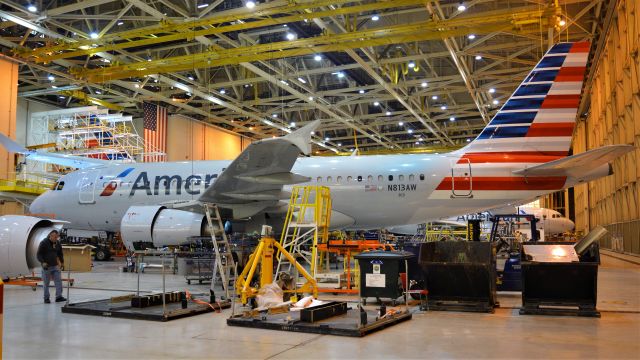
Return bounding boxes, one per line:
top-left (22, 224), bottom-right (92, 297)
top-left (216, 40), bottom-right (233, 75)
top-left (29, 194), bottom-right (46, 215)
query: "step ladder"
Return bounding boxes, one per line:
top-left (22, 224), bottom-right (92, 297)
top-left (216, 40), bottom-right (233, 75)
top-left (203, 203), bottom-right (237, 300)
top-left (275, 186), bottom-right (331, 280)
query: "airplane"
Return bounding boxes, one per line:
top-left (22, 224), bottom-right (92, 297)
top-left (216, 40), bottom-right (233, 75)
top-left (387, 206), bottom-right (575, 238)
top-left (0, 41), bottom-right (635, 278)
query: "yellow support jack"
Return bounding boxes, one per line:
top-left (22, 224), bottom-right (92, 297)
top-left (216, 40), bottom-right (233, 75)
top-left (235, 226), bottom-right (318, 305)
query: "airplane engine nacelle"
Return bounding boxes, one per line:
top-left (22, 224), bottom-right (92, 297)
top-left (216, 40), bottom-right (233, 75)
top-left (0, 215), bottom-right (65, 278)
top-left (120, 206), bottom-right (209, 250)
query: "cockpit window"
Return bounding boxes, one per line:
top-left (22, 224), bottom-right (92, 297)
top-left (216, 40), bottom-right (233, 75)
top-left (52, 181), bottom-right (64, 190)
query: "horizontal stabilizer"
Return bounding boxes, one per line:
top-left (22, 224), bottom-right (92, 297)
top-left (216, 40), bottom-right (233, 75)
top-left (513, 145), bottom-right (634, 177)
top-left (221, 190), bottom-right (291, 201)
top-left (236, 172), bottom-right (310, 185)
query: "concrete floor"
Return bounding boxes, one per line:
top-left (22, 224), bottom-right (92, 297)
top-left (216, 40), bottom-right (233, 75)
top-left (2, 254), bottom-right (639, 359)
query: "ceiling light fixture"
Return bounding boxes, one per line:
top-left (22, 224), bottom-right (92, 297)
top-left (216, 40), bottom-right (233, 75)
top-left (421, 82), bottom-right (427, 88)
top-left (27, 5), bottom-right (37, 12)
top-left (90, 32), bottom-right (99, 39)
top-left (371, 14), bottom-right (380, 21)
top-left (458, 3), bottom-right (466, 11)
top-left (489, 88), bottom-right (496, 93)
top-left (475, 55), bottom-right (482, 60)
top-left (246, 1), bottom-right (256, 9)
top-left (314, 54), bottom-right (322, 61)
top-left (373, 101), bottom-right (380, 106)
top-left (468, 34), bottom-right (476, 40)
top-left (197, 3), bottom-right (208, 8)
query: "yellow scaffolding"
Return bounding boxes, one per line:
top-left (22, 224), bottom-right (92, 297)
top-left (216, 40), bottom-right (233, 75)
top-left (0, 178), bottom-right (52, 196)
top-left (276, 186), bottom-right (331, 279)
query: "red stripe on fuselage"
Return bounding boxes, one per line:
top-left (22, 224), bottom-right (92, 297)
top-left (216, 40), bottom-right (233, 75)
top-left (436, 176), bottom-right (567, 191)
top-left (540, 94), bottom-right (580, 109)
top-left (555, 67), bottom-right (586, 82)
top-left (526, 123), bottom-right (575, 137)
top-left (458, 151), bottom-right (567, 164)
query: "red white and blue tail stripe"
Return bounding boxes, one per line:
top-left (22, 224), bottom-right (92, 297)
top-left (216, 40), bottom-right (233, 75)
top-left (432, 42), bottom-right (591, 199)
top-left (461, 41), bottom-right (589, 158)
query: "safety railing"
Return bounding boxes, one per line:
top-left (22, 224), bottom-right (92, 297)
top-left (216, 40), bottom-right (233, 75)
top-left (599, 220), bottom-right (640, 256)
top-left (0, 177), bottom-right (53, 195)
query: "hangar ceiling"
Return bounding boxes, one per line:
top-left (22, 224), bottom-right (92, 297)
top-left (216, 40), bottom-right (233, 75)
top-left (0, 0), bottom-right (606, 154)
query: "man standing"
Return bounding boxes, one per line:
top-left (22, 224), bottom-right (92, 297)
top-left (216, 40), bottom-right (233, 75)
top-left (36, 230), bottom-right (66, 303)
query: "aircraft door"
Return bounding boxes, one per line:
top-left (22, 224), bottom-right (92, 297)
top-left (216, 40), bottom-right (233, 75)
top-left (450, 158), bottom-right (473, 198)
top-left (78, 169), bottom-right (101, 204)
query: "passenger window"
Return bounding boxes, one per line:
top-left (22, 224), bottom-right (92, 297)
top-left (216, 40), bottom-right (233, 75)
top-left (327, 176), bottom-right (332, 183)
top-left (378, 175), bottom-right (383, 182)
top-left (409, 174), bottom-right (415, 181)
top-left (317, 176), bottom-right (322, 183)
top-left (337, 176), bottom-right (343, 183)
top-left (367, 175), bottom-right (373, 182)
top-left (399, 175), bottom-right (405, 181)
top-left (419, 174), bottom-right (425, 181)
top-left (347, 176), bottom-right (352, 182)
top-left (357, 176), bottom-right (362, 182)
top-left (388, 175), bottom-right (393, 181)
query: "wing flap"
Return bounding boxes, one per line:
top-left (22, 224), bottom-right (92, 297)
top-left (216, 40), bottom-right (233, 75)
top-left (513, 145), bottom-right (634, 177)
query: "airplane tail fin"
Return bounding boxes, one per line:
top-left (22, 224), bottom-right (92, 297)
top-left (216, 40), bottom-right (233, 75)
top-left (461, 41), bottom-right (590, 160)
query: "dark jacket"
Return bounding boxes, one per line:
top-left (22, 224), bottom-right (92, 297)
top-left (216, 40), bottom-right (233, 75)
top-left (37, 239), bottom-right (64, 268)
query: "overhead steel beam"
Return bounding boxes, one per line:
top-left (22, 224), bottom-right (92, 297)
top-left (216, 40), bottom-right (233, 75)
top-left (45, 0), bottom-right (119, 16)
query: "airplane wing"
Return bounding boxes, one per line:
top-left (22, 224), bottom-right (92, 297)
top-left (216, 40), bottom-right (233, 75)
top-left (513, 145), bottom-right (634, 177)
top-left (198, 120), bottom-right (320, 218)
top-left (0, 132), bottom-right (109, 169)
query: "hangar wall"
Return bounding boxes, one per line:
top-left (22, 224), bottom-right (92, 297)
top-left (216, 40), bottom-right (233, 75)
top-left (573, 0), bottom-right (640, 255)
top-left (166, 114), bottom-right (248, 161)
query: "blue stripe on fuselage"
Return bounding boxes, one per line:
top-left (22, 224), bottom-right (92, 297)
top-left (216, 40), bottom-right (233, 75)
top-left (117, 168), bottom-right (135, 178)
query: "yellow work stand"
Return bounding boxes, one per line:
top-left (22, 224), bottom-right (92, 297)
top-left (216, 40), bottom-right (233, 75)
top-left (235, 233), bottom-right (318, 305)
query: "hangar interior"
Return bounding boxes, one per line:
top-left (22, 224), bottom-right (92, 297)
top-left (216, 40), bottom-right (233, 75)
top-left (0, 0), bottom-right (639, 359)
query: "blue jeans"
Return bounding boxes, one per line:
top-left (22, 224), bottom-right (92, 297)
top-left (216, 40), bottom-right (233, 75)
top-left (42, 265), bottom-right (63, 300)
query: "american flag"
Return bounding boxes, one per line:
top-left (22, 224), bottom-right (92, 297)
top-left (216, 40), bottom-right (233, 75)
top-left (143, 102), bottom-right (167, 162)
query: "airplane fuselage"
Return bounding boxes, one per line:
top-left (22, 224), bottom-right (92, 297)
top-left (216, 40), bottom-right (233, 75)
top-left (29, 152), bottom-right (569, 232)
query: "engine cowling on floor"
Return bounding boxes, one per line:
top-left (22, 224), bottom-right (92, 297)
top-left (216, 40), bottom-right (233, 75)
top-left (120, 206), bottom-right (208, 250)
top-left (0, 215), bottom-right (65, 278)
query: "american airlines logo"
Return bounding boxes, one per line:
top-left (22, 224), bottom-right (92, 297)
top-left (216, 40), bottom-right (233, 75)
top-left (128, 172), bottom-right (218, 196)
top-left (99, 169), bottom-right (219, 197)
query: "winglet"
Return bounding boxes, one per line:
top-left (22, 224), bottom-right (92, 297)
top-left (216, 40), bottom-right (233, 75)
top-left (0, 132), bottom-right (28, 153)
top-left (284, 120), bottom-right (320, 155)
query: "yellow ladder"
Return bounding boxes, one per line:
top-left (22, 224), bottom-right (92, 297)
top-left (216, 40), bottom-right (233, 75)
top-left (275, 186), bottom-right (331, 279)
